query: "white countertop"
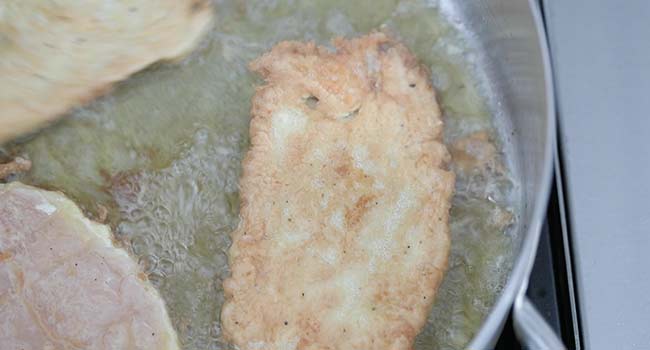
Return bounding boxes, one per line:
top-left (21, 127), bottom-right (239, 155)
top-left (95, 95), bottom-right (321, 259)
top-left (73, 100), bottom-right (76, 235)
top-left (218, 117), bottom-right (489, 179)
top-left (543, 0), bottom-right (650, 348)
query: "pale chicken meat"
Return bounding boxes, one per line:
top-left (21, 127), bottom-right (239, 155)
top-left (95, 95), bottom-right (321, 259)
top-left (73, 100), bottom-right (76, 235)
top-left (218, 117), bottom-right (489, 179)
top-left (222, 33), bottom-right (455, 349)
top-left (0, 182), bottom-right (179, 349)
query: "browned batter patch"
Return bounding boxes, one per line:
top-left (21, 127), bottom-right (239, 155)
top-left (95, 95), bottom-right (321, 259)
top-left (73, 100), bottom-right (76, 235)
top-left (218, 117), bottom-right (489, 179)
top-left (0, 157), bottom-right (31, 180)
top-left (345, 194), bottom-right (376, 229)
top-left (222, 33), bottom-right (454, 350)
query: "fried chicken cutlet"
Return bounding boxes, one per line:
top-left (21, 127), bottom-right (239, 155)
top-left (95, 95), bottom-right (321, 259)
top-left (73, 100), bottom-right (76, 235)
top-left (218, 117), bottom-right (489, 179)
top-left (222, 33), bottom-right (454, 350)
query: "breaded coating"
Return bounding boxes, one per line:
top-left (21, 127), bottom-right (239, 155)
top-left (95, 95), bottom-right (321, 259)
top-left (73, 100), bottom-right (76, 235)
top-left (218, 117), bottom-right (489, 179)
top-left (0, 0), bottom-right (213, 143)
top-left (222, 33), bottom-right (454, 350)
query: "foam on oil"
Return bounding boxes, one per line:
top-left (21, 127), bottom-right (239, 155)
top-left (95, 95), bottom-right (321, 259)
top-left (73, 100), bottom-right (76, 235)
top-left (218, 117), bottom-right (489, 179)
top-left (7, 1), bottom-right (518, 349)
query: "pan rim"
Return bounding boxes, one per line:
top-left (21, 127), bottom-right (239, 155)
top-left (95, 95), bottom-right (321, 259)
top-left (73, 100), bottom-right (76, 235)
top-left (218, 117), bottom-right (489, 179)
top-left (466, 0), bottom-right (557, 348)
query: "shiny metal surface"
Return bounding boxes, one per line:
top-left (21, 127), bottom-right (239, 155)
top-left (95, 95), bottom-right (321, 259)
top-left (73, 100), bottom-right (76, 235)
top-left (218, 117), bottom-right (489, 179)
top-left (554, 140), bottom-right (582, 350)
top-left (442, 0), bottom-right (557, 347)
top-left (513, 296), bottom-right (566, 349)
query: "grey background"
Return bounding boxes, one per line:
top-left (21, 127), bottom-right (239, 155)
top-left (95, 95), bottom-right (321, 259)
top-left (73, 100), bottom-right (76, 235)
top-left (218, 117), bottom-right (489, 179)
top-left (543, 0), bottom-right (650, 348)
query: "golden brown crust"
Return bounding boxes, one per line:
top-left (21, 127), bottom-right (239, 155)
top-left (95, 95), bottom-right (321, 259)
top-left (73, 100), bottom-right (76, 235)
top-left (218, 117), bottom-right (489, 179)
top-left (0, 157), bottom-right (31, 180)
top-left (0, 0), bottom-right (213, 143)
top-left (222, 33), bottom-right (454, 350)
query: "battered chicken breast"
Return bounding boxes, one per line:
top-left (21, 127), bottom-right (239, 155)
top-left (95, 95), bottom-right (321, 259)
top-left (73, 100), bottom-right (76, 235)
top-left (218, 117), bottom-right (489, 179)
top-left (0, 0), bottom-right (213, 143)
top-left (222, 33), bottom-right (455, 350)
top-left (0, 183), bottom-right (179, 349)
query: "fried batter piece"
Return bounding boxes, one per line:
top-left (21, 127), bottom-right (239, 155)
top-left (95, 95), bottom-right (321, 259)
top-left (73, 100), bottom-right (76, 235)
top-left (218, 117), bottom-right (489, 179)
top-left (0, 0), bottom-right (213, 143)
top-left (449, 131), bottom-right (504, 176)
top-left (222, 33), bottom-right (455, 350)
top-left (0, 157), bottom-right (31, 180)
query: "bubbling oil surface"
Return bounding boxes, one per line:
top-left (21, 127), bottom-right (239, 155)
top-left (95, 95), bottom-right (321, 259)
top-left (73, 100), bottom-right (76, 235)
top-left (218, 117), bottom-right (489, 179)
top-left (7, 1), bottom-right (518, 349)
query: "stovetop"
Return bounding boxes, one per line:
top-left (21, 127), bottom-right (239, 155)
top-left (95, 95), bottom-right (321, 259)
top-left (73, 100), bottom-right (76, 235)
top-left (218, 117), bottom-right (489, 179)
top-left (495, 175), bottom-right (581, 350)
top-left (540, 0), bottom-right (650, 348)
top-left (502, 0), bottom-right (650, 348)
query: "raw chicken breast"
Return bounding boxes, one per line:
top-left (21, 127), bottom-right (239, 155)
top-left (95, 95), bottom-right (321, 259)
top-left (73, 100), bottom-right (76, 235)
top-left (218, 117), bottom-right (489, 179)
top-left (0, 182), bottom-right (179, 350)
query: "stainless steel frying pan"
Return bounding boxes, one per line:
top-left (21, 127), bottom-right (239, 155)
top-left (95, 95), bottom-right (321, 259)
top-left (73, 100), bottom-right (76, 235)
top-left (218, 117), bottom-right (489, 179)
top-left (0, 0), bottom-right (559, 347)
top-left (451, 0), bottom-right (561, 348)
